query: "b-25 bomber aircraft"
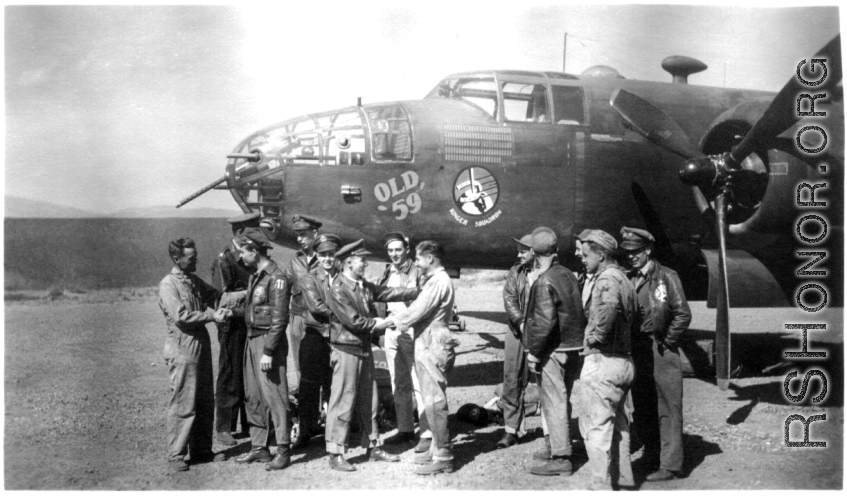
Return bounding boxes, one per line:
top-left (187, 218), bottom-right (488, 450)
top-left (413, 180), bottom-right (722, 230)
top-left (178, 36), bottom-right (843, 389)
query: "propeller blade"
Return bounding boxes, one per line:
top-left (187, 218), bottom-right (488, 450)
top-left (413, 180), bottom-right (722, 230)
top-left (630, 182), bottom-right (675, 262)
top-left (610, 88), bottom-right (701, 159)
top-left (714, 193), bottom-right (731, 391)
top-left (730, 35), bottom-right (842, 165)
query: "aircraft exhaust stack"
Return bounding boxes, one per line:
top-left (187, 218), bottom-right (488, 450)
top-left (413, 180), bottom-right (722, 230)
top-left (661, 56), bottom-right (707, 84)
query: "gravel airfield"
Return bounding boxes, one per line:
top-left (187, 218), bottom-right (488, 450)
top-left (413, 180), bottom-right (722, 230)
top-left (5, 276), bottom-right (843, 490)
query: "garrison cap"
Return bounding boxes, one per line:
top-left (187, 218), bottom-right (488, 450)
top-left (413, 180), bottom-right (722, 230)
top-left (313, 233), bottom-right (342, 253)
top-left (382, 231), bottom-right (410, 247)
top-left (291, 214), bottom-right (322, 231)
top-left (335, 239), bottom-right (371, 260)
top-left (237, 227), bottom-right (274, 250)
top-left (580, 229), bottom-right (618, 252)
top-left (620, 226), bottom-right (655, 251)
top-left (510, 234), bottom-right (533, 249)
top-left (531, 227), bottom-right (557, 255)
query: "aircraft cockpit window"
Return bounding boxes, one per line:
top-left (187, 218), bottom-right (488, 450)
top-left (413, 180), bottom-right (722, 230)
top-left (365, 105), bottom-right (413, 161)
top-left (427, 77), bottom-right (498, 118)
top-left (501, 82), bottom-right (549, 123)
top-left (551, 86), bottom-right (585, 125)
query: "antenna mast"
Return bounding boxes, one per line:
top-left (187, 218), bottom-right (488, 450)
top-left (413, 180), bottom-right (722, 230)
top-left (563, 32), bottom-right (568, 72)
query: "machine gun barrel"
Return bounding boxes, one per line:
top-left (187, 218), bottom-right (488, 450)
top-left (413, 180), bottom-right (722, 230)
top-left (175, 175), bottom-right (227, 208)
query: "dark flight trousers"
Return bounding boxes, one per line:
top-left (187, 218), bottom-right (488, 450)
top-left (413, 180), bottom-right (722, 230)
top-left (243, 332), bottom-right (290, 448)
top-left (298, 328), bottom-right (332, 435)
top-left (502, 326), bottom-right (529, 434)
top-left (631, 332), bottom-right (684, 472)
top-left (215, 319), bottom-right (247, 432)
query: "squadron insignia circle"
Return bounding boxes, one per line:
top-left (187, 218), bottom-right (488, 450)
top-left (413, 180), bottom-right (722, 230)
top-left (453, 166), bottom-right (499, 216)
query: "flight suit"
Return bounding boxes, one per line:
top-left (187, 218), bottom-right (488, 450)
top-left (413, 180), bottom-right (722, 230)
top-left (375, 259), bottom-right (427, 437)
top-left (210, 245), bottom-right (251, 435)
top-left (502, 261), bottom-right (531, 437)
top-left (157, 267), bottom-right (220, 462)
top-left (324, 274), bottom-right (419, 455)
top-left (298, 264), bottom-right (337, 438)
top-left (391, 267), bottom-right (457, 462)
top-left (284, 250), bottom-right (319, 395)
top-left (629, 260), bottom-right (691, 474)
top-left (235, 260), bottom-right (292, 450)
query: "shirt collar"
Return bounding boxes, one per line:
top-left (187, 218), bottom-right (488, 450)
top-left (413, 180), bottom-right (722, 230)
top-left (639, 260), bottom-right (654, 277)
top-left (170, 266), bottom-right (189, 279)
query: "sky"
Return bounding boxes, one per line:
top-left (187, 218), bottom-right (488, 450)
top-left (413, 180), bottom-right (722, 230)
top-left (4, 2), bottom-right (842, 214)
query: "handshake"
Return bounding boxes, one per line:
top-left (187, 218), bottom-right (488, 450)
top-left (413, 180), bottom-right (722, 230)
top-left (373, 316), bottom-right (399, 332)
top-left (213, 308), bottom-right (233, 323)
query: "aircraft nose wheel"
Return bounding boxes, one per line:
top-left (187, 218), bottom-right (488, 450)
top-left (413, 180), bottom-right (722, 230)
top-left (448, 309), bottom-right (466, 332)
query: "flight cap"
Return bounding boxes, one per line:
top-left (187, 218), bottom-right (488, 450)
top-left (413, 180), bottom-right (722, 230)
top-left (531, 227), bottom-right (557, 255)
top-left (335, 239), bottom-right (371, 260)
top-left (620, 226), bottom-right (655, 251)
top-left (313, 233), bottom-right (342, 253)
top-left (510, 234), bottom-right (533, 249)
top-left (580, 229), bottom-right (618, 252)
top-left (291, 214), bottom-right (322, 231)
top-left (574, 229), bottom-right (593, 242)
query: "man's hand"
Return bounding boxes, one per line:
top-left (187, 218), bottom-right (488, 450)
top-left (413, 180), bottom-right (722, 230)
top-left (260, 354), bottom-right (273, 372)
top-left (586, 334), bottom-right (598, 346)
top-left (527, 353), bottom-right (542, 374)
top-left (373, 318), bottom-right (392, 331)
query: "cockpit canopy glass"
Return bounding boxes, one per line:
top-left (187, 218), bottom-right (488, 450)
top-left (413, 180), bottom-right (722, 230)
top-left (427, 77), bottom-right (498, 118)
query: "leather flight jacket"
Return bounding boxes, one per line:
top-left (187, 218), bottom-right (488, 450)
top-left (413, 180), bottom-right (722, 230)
top-left (582, 263), bottom-right (636, 357)
top-left (522, 261), bottom-right (586, 357)
top-left (632, 261), bottom-right (691, 347)
top-left (285, 250), bottom-right (318, 317)
top-left (300, 264), bottom-right (339, 338)
top-left (503, 261), bottom-right (531, 337)
top-left (236, 260), bottom-right (291, 357)
top-left (326, 274), bottom-right (419, 356)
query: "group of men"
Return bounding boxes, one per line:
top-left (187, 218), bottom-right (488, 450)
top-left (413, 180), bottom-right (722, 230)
top-left (157, 213), bottom-right (458, 475)
top-left (495, 226), bottom-right (691, 489)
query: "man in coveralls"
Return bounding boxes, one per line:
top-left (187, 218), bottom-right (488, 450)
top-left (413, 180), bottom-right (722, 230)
top-left (157, 237), bottom-right (227, 472)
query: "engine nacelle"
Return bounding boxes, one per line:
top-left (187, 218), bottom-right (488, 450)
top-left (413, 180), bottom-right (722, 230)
top-left (698, 101), bottom-right (826, 236)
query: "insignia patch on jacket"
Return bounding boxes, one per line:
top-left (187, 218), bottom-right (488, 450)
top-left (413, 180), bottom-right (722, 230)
top-left (655, 283), bottom-right (667, 303)
top-left (253, 286), bottom-right (266, 303)
top-left (275, 279), bottom-right (285, 290)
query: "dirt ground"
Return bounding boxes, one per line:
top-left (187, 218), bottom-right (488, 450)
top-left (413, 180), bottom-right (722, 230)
top-left (4, 280), bottom-right (843, 490)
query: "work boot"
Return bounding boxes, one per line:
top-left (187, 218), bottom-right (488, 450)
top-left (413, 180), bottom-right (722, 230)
top-left (265, 445), bottom-right (290, 471)
top-left (368, 447), bottom-right (400, 462)
top-left (329, 454), bottom-right (356, 472)
top-left (416, 459), bottom-right (455, 475)
top-left (216, 431), bottom-right (236, 446)
top-left (414, 437), bottom-right (432, 453)
top-left (533, 435), bottom-right (552, 460)
top-left (495, 432), bottom-right (518, 449)
top-left (235, 446), bottom-right (272, 464)
top-left (215, 407), bottom-right (236, 444)
top-left (530, 456), bottom-right (573, 476)
top-left (168, 458), bottom-right (189, 472)
top-left (414, 451), bottom-right (433, 464)
top-left (646, 469), bottom-right (678, 481)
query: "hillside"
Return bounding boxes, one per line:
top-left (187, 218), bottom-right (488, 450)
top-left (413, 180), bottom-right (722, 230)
top-left (5, 196), bottom-right (99, 218)
top-left (4, 218), bottom-right (296, 290)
